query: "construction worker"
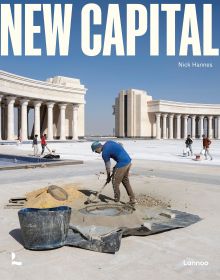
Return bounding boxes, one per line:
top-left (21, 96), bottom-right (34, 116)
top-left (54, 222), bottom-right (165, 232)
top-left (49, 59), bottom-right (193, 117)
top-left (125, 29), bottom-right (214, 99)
top-left (202, 134), bottom-right (213, 160)
top-left (91, 140), bottom-right (136, 204)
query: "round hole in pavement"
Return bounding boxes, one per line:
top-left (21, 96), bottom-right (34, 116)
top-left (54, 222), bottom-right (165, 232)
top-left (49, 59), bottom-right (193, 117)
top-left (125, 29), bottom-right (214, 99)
top-left (80, 204), bottom-right (134, 216)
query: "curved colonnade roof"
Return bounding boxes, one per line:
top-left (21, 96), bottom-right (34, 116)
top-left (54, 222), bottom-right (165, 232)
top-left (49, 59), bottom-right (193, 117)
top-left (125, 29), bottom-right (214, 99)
top-left (148, 100), bottom-right (220, 115)
top-left (0, 70), bottom-right (87, 105)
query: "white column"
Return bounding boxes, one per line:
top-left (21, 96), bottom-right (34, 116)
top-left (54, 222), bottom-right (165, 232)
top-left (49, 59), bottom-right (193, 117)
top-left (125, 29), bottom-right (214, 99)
top-left (6, 96), bottom-right (16, 140)
top-left (199, 115), bottom-right (204, 138)
top-left (59, 104), bottom-right (67, 140)
top-left (47, 102), bottom-right (55, 140)
top-left (20, 99), bottom-right (29, 141)
top-left (208, 116), bottom-right (213, 139)
top-left (217, 116), bottom-right (220, 140)
top-left (191, 115), bottom-right (196, 139)
top-left (155, 113), bottom-right (161, 139)
top-left (183, 115), bottom-right (188, 139)
top-left (176, 114), bottom-right (181, 139)
top-left (33, 101), bottom-right (41, 137)
top-left (168, 114), bottom-right (174, 139)
top-left (72, 104), bottom-right (79, 140)
top-left (0, 95), bottom-right (3, 140)
top-left (162, 114), bottom-right (167, 139)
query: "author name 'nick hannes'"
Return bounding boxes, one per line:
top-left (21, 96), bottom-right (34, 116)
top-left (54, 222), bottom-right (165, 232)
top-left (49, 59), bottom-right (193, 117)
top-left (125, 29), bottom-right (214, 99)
top-left (178, 62), bottom-right (213, 68)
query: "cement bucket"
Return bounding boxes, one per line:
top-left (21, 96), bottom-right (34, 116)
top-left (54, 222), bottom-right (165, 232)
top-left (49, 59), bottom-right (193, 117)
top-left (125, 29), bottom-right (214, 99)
top-left (18, 206), bottom-right (71, 250)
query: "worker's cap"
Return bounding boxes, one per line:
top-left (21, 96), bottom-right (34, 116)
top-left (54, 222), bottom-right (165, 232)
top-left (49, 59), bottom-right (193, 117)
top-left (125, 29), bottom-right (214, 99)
top-left (91, 141), bottom-right (102, 152)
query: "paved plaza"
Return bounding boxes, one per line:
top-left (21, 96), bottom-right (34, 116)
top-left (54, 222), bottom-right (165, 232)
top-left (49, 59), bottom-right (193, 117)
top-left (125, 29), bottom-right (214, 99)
top-left (0, 140), bottom-right (219, 280)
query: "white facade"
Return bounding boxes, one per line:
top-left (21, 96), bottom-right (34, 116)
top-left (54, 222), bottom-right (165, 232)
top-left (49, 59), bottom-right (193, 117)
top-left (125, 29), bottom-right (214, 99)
top-left (0, 70), bottom-right (87, 141)
top-left (113, 89), bottom-right (220, 139)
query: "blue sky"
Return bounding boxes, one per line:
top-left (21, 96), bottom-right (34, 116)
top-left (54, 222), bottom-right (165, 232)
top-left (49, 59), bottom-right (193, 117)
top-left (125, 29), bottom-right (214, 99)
top-left (0, 0), bottom-right (220, 135)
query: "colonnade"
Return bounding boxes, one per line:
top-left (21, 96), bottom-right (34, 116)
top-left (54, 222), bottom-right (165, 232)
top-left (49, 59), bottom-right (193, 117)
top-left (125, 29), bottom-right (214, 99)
top-left (0, 95), bottom-right (79, 141)
top-left (155, 113), bottom-right (220, 140)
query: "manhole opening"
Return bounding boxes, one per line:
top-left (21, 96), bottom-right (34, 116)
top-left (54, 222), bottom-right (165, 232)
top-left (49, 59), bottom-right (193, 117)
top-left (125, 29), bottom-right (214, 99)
top-left (80, 204), bottom-right (134, 216)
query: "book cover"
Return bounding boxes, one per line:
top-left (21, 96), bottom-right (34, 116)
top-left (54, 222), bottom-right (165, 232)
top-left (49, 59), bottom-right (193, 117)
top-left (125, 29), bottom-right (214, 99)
top-left (0, 1), bottom-right (219, 279)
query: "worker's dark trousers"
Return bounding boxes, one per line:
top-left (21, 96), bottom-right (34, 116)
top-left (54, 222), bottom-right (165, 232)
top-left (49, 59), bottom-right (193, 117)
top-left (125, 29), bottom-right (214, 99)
top-left (41, 144), bottom-right (50, 155)
top-left (41, 144), bottom-right (46, 155)
top-left (112, 163), bottom-right (135, 202)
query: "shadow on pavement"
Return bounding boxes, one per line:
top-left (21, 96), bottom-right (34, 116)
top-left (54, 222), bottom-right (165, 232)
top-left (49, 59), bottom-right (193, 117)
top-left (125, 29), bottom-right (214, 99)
top-left (79, 189), bottom-right (115, 204)
top-left (9, 228), bottom-right (24, 246)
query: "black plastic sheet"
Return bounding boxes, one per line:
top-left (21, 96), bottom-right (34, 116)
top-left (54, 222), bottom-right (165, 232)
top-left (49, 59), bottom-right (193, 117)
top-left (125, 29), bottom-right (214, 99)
top-left (18, 206), bottom-right (201, 254)
top-left (66, 226), bottom-right (123, 253)
top-left (64, 209), bottom-right (201, 253)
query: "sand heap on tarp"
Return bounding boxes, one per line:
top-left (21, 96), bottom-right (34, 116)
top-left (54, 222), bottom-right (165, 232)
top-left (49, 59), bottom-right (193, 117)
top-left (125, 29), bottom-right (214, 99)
top-left (25, 185), bottom-right (83, 208)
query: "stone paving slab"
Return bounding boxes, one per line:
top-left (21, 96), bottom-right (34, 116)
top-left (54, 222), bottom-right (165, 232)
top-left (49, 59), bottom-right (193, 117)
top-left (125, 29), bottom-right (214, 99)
top-left (0, 157), bottom-right (219, 279)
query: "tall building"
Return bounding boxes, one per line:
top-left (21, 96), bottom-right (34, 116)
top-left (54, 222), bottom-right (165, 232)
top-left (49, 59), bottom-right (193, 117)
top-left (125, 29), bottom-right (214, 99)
top-left (113, 89), bottom-right (220, 139)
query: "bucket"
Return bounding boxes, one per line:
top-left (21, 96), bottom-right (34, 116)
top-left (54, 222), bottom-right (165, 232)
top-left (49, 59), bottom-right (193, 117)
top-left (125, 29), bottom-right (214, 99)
top-left (18, 206), bottom-right (71, 250)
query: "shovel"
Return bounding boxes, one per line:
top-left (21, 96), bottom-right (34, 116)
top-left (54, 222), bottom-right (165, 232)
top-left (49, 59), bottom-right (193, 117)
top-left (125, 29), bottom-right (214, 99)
top-left (86, 175), bottom-right (112, 204)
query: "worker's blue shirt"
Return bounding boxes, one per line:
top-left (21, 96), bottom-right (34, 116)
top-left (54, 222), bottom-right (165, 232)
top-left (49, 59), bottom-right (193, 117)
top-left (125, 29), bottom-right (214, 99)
top-left (102, 141), bottom-right (131, 168)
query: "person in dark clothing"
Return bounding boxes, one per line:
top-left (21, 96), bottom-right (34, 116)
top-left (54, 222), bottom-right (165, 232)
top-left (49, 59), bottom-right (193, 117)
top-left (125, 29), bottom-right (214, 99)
top-left (202, 134), bottom-right (213, 160)
top-left (43, 150), bottom-right (60, 159)
top-left (32, 134), bottom-right (38, 156)
top-left (185, 134), bottom-right (193, 156)
top-left (91, 140), bottom-right (136, 204)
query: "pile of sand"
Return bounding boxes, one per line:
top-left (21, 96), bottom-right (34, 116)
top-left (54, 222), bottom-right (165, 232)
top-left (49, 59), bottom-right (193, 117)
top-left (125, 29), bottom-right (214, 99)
top-left (25, 185), bottom-right (84, 208)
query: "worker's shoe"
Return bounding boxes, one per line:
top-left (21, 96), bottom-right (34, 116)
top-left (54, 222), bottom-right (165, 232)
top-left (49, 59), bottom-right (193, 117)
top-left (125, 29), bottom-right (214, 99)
top-left (129, 198), bottom-right (138, 205)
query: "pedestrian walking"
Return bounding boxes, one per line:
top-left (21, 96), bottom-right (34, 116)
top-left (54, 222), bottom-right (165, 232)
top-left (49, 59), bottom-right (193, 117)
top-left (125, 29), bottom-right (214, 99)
top-left (32, 134), bottom-right (38, 156)
top-left (91, 140), bottom-right (137, 205)
top-left (41, 134), bottom-right (51, 155)
top-left (185, 134), bottom-right (193, 156)
top-left (202, 134), bottom-right (213, 160)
